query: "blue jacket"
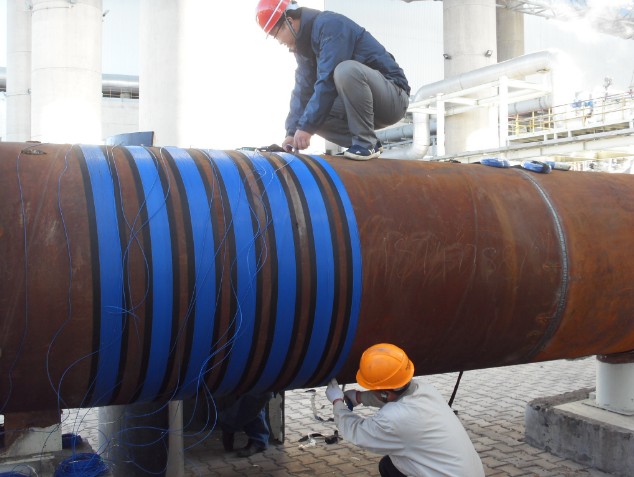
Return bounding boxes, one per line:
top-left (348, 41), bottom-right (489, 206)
top-left (285, 8), bottom-right (410, 136)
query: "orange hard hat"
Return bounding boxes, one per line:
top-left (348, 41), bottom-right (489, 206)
top-left (356, 343), bottom-right (415, 390)
top-left (255, 0), bottom-right (292, 34)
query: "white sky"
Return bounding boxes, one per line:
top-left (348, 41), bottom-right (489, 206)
top-left (0, 0), bottom-right (326, 150)
top-left (0, 1), bottom-right (5, 63)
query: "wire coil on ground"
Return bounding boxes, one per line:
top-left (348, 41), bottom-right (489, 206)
top-left (54, 453), bottom-right (109, 477)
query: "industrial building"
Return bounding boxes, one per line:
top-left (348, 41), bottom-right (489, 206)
top-left (1, 1), bottom-right (633, 476)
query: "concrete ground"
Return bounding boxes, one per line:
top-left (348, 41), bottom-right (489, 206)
top-left (63, 356), bottom-right (619, 476)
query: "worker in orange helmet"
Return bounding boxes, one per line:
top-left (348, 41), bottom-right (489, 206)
top-left (325, 343), bottom-right (484, 477)
top-left (255, 0), bottom-right (410, 160)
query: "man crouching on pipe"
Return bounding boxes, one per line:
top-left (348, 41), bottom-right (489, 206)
top-left (325, 343), bottom-right (484, 477)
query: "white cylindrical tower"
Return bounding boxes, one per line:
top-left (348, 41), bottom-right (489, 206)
top-left (31, 0), bottom-right (102, 144)
top-left (6, 0), bottom-right (32, 141)
top-left (496, 7), bottom-right (524, 62)
top-left (139, 0), bottom-right (183, 147)
top-left (443, 0), bottom-right (497, 154)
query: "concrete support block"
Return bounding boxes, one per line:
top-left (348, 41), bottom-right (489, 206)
top-left (525, 388), bottom-right (634, 477)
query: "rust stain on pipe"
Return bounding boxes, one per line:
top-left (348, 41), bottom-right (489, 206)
top-left (0, 142), bottom-right (633, 413)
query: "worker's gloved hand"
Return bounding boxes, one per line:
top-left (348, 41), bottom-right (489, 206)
top-left (326, 378), bottom-right (344, 404)
top-left (344, 389), bottom-right (360, 408)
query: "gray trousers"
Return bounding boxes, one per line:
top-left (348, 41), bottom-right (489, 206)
top-left (316, 60), bottom-right (410, 149)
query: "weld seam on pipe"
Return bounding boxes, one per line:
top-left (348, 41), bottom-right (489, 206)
top-left (518, 170), bottom-right (569, 360)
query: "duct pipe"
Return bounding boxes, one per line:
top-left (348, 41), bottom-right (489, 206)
top-left (377, 124), bottom-right (414, 144)
top-left (102, 74), bottom-right (139, 98)
top-left (30, 0), bottom-right (102, 143)
top-left (378, 120), bottom-right (438, 150)
top-left (0, 70), bottom-right (140, 100)
top-left (381, 113), bottom-right (430, 159)
top-left (417, 50), bottom-right (563, 102)
top-left (385, 49), bottom-right (565, 159)
top-left (6, 0), bottom-right (32, 141)
top-left (2, 143), bottom-right (634, 413)
top-left (509, 96), bottom-right (554, 116)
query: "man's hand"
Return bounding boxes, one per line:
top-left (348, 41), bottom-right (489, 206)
top-left (282, 135), bottom-right (295, 152)
top-left (326, 378), bottom-right (344, 404)
top-left (293, 130), bottom-right (312, 151)
top-left (344, 389), bottom-right (360, 407)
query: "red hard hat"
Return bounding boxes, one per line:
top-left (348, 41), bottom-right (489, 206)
top-left (256, 0), bottom-right (292, 34)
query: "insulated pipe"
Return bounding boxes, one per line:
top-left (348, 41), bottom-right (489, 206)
top-left (381, 113), bottom-right (430, 159)
top-left (1, 142), bottom-right (634, 413)
top-left (386, 50), bottom-right (564, 159)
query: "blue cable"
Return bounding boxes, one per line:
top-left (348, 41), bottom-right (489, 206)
top-left (54, 453), bottom-right (109, 477)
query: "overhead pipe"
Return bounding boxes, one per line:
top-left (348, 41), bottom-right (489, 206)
top-left (0, 69), bottom-right (140, 100)
top-left (102, 74), bottom-right (139, 98)
top-left (1, 142), bottom-right (634, 413)
top-left (383, 49), bottom-right (564, 159)
top-left (381, 112), bottom-right (431, 159)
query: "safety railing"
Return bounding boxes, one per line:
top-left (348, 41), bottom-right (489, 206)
top-left (509, 91), bottom-right (634, 138)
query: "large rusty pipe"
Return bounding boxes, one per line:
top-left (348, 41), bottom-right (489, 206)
top-left (1, 142), bottom-right (634, 413)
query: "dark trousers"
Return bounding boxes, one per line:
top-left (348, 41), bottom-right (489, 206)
top-left (218, 392), bottom-right (273, 447)
top-left (317, 60), bottom-right (409, 149)
top-left (379, 455), bottom-right (407, 477)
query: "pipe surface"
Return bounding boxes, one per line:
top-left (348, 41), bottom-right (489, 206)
top-left (1, 142), bottom-right (634, 413)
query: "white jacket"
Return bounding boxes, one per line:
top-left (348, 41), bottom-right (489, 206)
top-left (333, 379), bottom-right (484, 477)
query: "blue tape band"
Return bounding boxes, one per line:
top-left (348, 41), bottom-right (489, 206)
top-left (285, 154), bottom-right (335, 388)
top-left (81, 145), bottom-right (123, 406)
top-left (208, 150), bottom-right (258, 394)
top-left (127, 146), bottom-right (173, 402)
top-left (246, 152), bottom-right (297, 392)
top-left (309, 156), bottom-right (363, 379)
top-left (167, 148), bottom-right (216, 398)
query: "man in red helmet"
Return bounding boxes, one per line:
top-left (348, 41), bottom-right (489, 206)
top-left (255, 0), bottom-right (410, 160)
top-left (325, 343), bottom-right (484, 477)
